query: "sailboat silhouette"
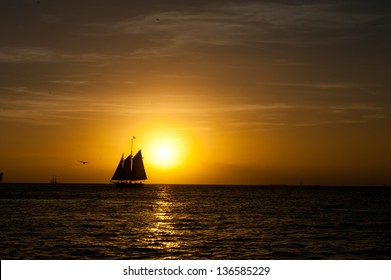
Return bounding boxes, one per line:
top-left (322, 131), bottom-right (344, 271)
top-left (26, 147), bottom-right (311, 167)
top-left (50, 176), bottom-right (57, 184)
top-left (111, 137), bottom-right (147, 187)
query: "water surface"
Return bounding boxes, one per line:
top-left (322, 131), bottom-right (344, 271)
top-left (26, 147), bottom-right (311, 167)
top-left (1, 184), bottom-right (390, 259)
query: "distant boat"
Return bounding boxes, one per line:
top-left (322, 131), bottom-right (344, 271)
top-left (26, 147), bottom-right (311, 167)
top-left (111, 137), bottom-right (147, 187)
top-left (0, 172), bottom-right (3, 182)
top-left (50, 176), bottom-right (58, 184)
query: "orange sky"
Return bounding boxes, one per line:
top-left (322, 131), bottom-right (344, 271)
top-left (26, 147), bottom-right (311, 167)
top-left (0, 0), bottom-right (390, 185)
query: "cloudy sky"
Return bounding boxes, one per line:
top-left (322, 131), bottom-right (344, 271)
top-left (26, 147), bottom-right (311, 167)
top-left (1, 0), bottom-right (390, 185)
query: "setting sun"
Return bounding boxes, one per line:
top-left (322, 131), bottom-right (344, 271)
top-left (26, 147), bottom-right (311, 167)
top-left (157, 146), bottom-right (170, 161)
top-left (146, 136), bottom-right (185, 169)
top-left (154, 144), bottom-right (177, 168)
top-left (133, 128), bottom-right (205, 183)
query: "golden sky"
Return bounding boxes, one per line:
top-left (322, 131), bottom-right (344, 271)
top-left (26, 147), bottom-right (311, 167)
top-left (1, 0), bottom-right (390, 185)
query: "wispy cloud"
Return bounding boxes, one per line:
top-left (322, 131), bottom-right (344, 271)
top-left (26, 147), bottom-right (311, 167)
top-left (261, 82), bottom-right (362, 90)
top-left (47, 80), bottom-right (89, 85)
top-left (1, 80), bottom-right (387, 127)
top-left (112, 11), bottom-right (249, 45)
top-left (293, 103), bottom-right (387, 127)
top-left (0, 47), bottom-right (116, 63)
top-left (104, 1), bottom-right (383, 54)
top-left (0, 87), bottom-right (112, 125)
top-left (228, 121), bottom-right (287, 127)
top-left (223, 102), bottom-right (387, 129)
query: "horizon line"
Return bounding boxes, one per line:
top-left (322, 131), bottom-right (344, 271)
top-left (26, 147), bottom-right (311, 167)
top-left (1, 182), bottom-right (389, 188)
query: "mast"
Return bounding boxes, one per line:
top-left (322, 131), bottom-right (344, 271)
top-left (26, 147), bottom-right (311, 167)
top-left (130, 136), bottom-right (135, 174)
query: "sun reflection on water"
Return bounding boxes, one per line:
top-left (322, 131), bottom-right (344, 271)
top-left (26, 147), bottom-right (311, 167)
top-left (144, 186), bottom-right (183, 255)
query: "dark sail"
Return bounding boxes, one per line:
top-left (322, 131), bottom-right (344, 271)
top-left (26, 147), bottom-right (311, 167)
top-left (111, 155), bottom-right (124, 181)
top-left (0, 172), bottom-right (3, 182)
top-left (131, 150), bottom-right (147, 181)
top-left (123, 155), bottom-right (132, 180)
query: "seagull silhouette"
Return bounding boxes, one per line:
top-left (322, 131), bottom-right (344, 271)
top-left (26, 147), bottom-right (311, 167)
top-left (78, 160), bottom-right (88, 164)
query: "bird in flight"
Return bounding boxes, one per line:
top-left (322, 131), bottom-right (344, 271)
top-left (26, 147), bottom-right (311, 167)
top-left (78, 160), bottom-right (88, 164)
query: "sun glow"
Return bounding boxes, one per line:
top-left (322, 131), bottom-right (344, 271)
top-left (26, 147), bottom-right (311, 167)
top-left (135, 126), bottom-right (202, 183)
top-left (158, 146), bottom-right (171, 161)
top-left (147, 136), bottom-right (185, 169)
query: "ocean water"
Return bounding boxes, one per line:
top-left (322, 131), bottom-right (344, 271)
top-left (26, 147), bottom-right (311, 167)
top-left (0, 183), bottom-right (390, 259)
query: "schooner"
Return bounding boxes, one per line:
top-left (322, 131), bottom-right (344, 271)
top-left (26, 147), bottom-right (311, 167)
top-left (111, 137), bottom-right (147, 187)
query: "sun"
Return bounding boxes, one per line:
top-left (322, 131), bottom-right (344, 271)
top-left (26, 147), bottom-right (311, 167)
top-left (149, 141), bottom-right (182, 169)
top-left (158, 146), bottom-right (171, 161)
top-left (143, 129), bottom-right (193, 171)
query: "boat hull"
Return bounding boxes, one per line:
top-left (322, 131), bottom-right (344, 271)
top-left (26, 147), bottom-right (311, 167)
top-left (114, 182), bottom-right (144, 188)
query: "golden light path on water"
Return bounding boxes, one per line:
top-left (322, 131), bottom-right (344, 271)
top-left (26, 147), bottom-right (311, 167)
top-left (144, 187), bottom-right (183, 256)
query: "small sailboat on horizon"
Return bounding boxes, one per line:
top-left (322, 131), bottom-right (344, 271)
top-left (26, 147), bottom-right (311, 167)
top-left (111, 137), bottom-right (147, 187)
top-left (50, 176), bottom-right (58, 184)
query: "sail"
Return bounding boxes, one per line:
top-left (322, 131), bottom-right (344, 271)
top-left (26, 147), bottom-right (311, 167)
top-left (123, 155), bottom-right (132, 180)
top-left (111, 154), bottom-right (133, 181)
top-left (0, 172), bottom-right (3, 182)
top-left (131, 150), bottom-right (147, 180)
top-left (111, 156), bottom-right (124, 181)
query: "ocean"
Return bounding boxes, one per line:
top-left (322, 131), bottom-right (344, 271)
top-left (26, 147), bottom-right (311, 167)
top-left (0, 183), bottom-right (390, 259)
